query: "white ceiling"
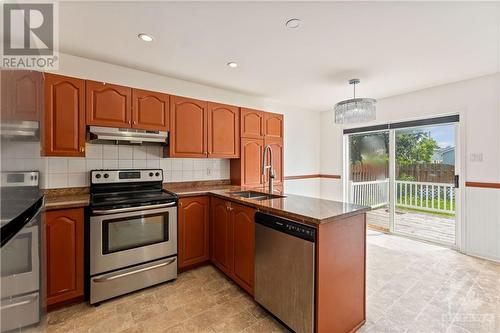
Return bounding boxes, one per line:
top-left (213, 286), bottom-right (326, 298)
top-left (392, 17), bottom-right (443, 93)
top-left (59, 1), bottom-right (500, 112)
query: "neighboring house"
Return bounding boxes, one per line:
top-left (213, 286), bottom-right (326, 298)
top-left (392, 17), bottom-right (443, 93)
top-left (432, 146), bottom-right (455, 165)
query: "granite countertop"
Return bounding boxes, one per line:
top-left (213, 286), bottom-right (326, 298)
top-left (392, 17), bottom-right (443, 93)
top-left (42, 181), bottom-right (370, 225)
top-left (164, 183), bottom-right (369, 226)
top-left (43, 188), bottom-right (90, 211)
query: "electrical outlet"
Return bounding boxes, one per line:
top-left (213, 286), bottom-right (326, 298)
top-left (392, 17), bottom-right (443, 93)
top-left (470, 153), bottom-right (483, 162)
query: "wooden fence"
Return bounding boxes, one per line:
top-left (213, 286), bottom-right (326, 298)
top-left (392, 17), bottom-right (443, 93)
top-left (350, 163), bottom-right (454, 183)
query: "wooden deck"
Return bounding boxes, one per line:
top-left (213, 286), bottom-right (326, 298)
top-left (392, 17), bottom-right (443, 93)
top-left (367, 207), bottom-right (455, 245)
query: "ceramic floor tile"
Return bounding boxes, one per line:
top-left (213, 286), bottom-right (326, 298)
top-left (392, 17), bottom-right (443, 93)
top-left (45, 231), bottom-right (499, 333)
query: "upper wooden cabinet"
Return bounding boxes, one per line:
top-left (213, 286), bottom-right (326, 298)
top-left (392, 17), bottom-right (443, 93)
top-left (208, 102), bottom-right (240, 158)
top-left (43, 74), bottom-right (86, 157)
top-left (45, 208), bottom-right (84, 307)
top-left (264, 138), bottom-right (284, 185)
top-left (240, 108), bottom-right (264, 139)
top-left (264, 112), bottom-right (284, 139)
top-left (86, 80), bottom-right (132, 128)
top-left (230, 138), bottom-right (264, 186)
top-left (231, 202), bottom-right (256, 295)
top-left (132, 89), bottom-right (170, 131)
top-left (210, 197), bottom-right (233, 276)
top-left (168, 96), bottom-right (208, 158)
top-left (178, 196), bottom-right (210, 270)
top-left (1, 70), bottom-right (42, 122)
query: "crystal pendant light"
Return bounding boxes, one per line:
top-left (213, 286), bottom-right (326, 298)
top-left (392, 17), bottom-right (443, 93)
top-left (334, 79), bottom-right (376, 124)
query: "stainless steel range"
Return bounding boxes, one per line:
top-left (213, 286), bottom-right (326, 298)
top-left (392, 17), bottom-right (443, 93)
top-left (88, 169), bottom-right (178, 305)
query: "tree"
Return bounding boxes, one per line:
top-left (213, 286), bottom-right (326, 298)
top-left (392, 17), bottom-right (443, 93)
top-left (395, 131), bottom-right (438, 165)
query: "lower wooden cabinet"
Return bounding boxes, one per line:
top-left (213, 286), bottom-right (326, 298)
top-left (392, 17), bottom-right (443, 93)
top-left (210, 197), bottom-right (256, 295)
top-left (45, 208), bottom-right (84, 307)
top-left (231, 203), bottom-right (256, 295)
top-left (178, 196), bottom-right (210, 269)
top-left (210, 197), bottom-right (233, 276)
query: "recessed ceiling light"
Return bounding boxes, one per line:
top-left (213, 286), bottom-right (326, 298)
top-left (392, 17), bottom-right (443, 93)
top-left (138, 33), bottom-right (153, 42)
top-left (227, 62), bottom-right (238, 68)
top-left (285, 18), bottom-right (301, 29)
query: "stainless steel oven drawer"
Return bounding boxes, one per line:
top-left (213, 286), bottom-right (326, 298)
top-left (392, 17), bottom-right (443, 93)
top-left (1, 292), bottom-right (40, 331)
top-left (90, 257), bottom-right (177, 304)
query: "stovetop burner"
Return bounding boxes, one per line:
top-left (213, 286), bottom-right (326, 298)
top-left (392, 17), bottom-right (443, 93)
top-left (89, 169), bottom-right (177, 211)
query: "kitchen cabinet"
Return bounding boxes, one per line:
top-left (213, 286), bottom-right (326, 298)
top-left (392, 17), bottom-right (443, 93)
top-left (168, 96), bottom-right (208, 158)
top-left (264, 138), bottom-right (284, 185)
top-left (240, 108), bottom-right (264, 139)
top-left (45, 208), bottom-right (84, 307)
top-left (231, 202), bottom-right (255, 295)
top-left (210, 197), bottom-right (232, 275)
top-left (86, 80), bottom-right (132, 128)
top-left (1, 70), bottom-right (42, 122)
top-left (264, 112), bottom-right (283, 139)
top-left (178, 196), bottom-right (210, 270)
top-left (43, 74), bottom-right (86, 157)
top-left (132, 89), bottom-right (170, 131)
top-left (210, 198), bottom-right (256, 295)
top-left (230, 138), bottom-right (264, 186)
top-left (208, 102), bottom-right (239, 158)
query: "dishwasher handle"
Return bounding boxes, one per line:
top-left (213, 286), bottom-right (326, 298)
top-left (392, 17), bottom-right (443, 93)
top-left (255, 212), bottom-right (316, 242)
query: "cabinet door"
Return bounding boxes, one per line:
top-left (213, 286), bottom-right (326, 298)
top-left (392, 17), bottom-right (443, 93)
top-left (210, 197), bottom-right (233, 275)
top-left (240, 108), bottom-right (264, 139)
top-left (178, 196), bottom-right (210, 269)
top-left (86, 80), bottom-right (131, 128)
top-left (208, 102), bottom-right (239, 158)
top-left (132, 89), bottom-right (170, 131)
top-left (264, 138), bottom-right (284, 185)
top-left (169, 96), bottom-right (208, 157)
top-left (43, 74), bottom-right (86, 157)
top-left (231, 203), bottom-right (256, 295)
top-left (264, 112), bottom-right (283, 139)
top-left (46, 208), bottom-right (84, 306)
top-left (241, 138), bottom-right (264, 186)
top-left (12, 71), bottom-right (42, 121)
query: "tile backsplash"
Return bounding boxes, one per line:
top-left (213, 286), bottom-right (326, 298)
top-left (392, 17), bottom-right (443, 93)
top-left (1, 142), bottom-right (230, 189)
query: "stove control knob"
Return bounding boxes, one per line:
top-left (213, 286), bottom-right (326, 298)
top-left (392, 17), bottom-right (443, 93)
top-left (95, 174), bottom-right (101, 179)
top-left (149, 172), bottom-right (154, 177)
top-left (103, 173), bottom-right (109, 179)
top-left (155, 172), bottom-right (160, 177)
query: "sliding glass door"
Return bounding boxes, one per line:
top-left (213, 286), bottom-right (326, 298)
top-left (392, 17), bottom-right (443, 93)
top-left (346, 118), bottom-right (459, 247)
top-left (346, 130), bottom-right (390, 231)
top-left (393, 124), bottom-right (457, 245)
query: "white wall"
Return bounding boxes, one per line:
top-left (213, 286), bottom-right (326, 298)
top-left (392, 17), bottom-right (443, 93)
top-left (320, 73), bottom-right (500, 261)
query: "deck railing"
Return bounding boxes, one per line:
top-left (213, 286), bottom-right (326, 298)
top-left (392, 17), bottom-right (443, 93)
top-left (349, 179), bottom-right (389, 209)
top-left (395, 180), bottom-right (455, 214)
top-left (349, 179), bottom-right (455, 214)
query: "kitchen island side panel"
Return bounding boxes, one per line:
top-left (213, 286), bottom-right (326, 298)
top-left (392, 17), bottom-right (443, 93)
top-left (316, 213), bottom-right (366, 333)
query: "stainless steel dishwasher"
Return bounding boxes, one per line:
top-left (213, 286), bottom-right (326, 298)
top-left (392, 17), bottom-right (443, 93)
top-left (255, 212), bottom-right (316, 333)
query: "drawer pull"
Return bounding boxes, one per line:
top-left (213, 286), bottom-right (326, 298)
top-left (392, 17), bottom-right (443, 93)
top-left (93, 258), bottom-right (176, 283)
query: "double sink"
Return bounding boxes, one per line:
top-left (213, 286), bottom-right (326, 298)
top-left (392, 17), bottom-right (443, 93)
top-left (229, 191), bottom-right (285, 201)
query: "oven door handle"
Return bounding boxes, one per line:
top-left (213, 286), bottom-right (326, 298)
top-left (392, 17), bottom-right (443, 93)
top-left (92, 202), bottom-right (176, 215)
top-left (0, 294), bottom-right (38, 310)
top-left (93, 258), bottom-right (176, 283)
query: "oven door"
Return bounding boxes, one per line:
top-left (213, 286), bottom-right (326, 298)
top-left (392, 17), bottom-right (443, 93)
top-left (0, 220), bottom-right (40, 299)
top-left (90, 203), bottom-right (177, 275)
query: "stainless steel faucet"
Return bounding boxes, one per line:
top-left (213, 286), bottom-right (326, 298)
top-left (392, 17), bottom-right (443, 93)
top-left (262, 145), bottom-right (275, 193)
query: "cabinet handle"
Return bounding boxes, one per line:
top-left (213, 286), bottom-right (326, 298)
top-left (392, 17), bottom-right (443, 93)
top-left (80, 146), bottom-right (85, 153)
top-left (133, 121), bottom-right (137, 125)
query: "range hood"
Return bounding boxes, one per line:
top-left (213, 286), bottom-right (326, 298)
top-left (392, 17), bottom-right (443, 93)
top-left (0, 121), bottom-right (39, 141)
top-left (88, 126), bottom-right (168, 145)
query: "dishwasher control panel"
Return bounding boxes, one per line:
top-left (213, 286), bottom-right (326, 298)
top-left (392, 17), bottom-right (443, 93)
top-left (255, 212), bottom-right (316, 242)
